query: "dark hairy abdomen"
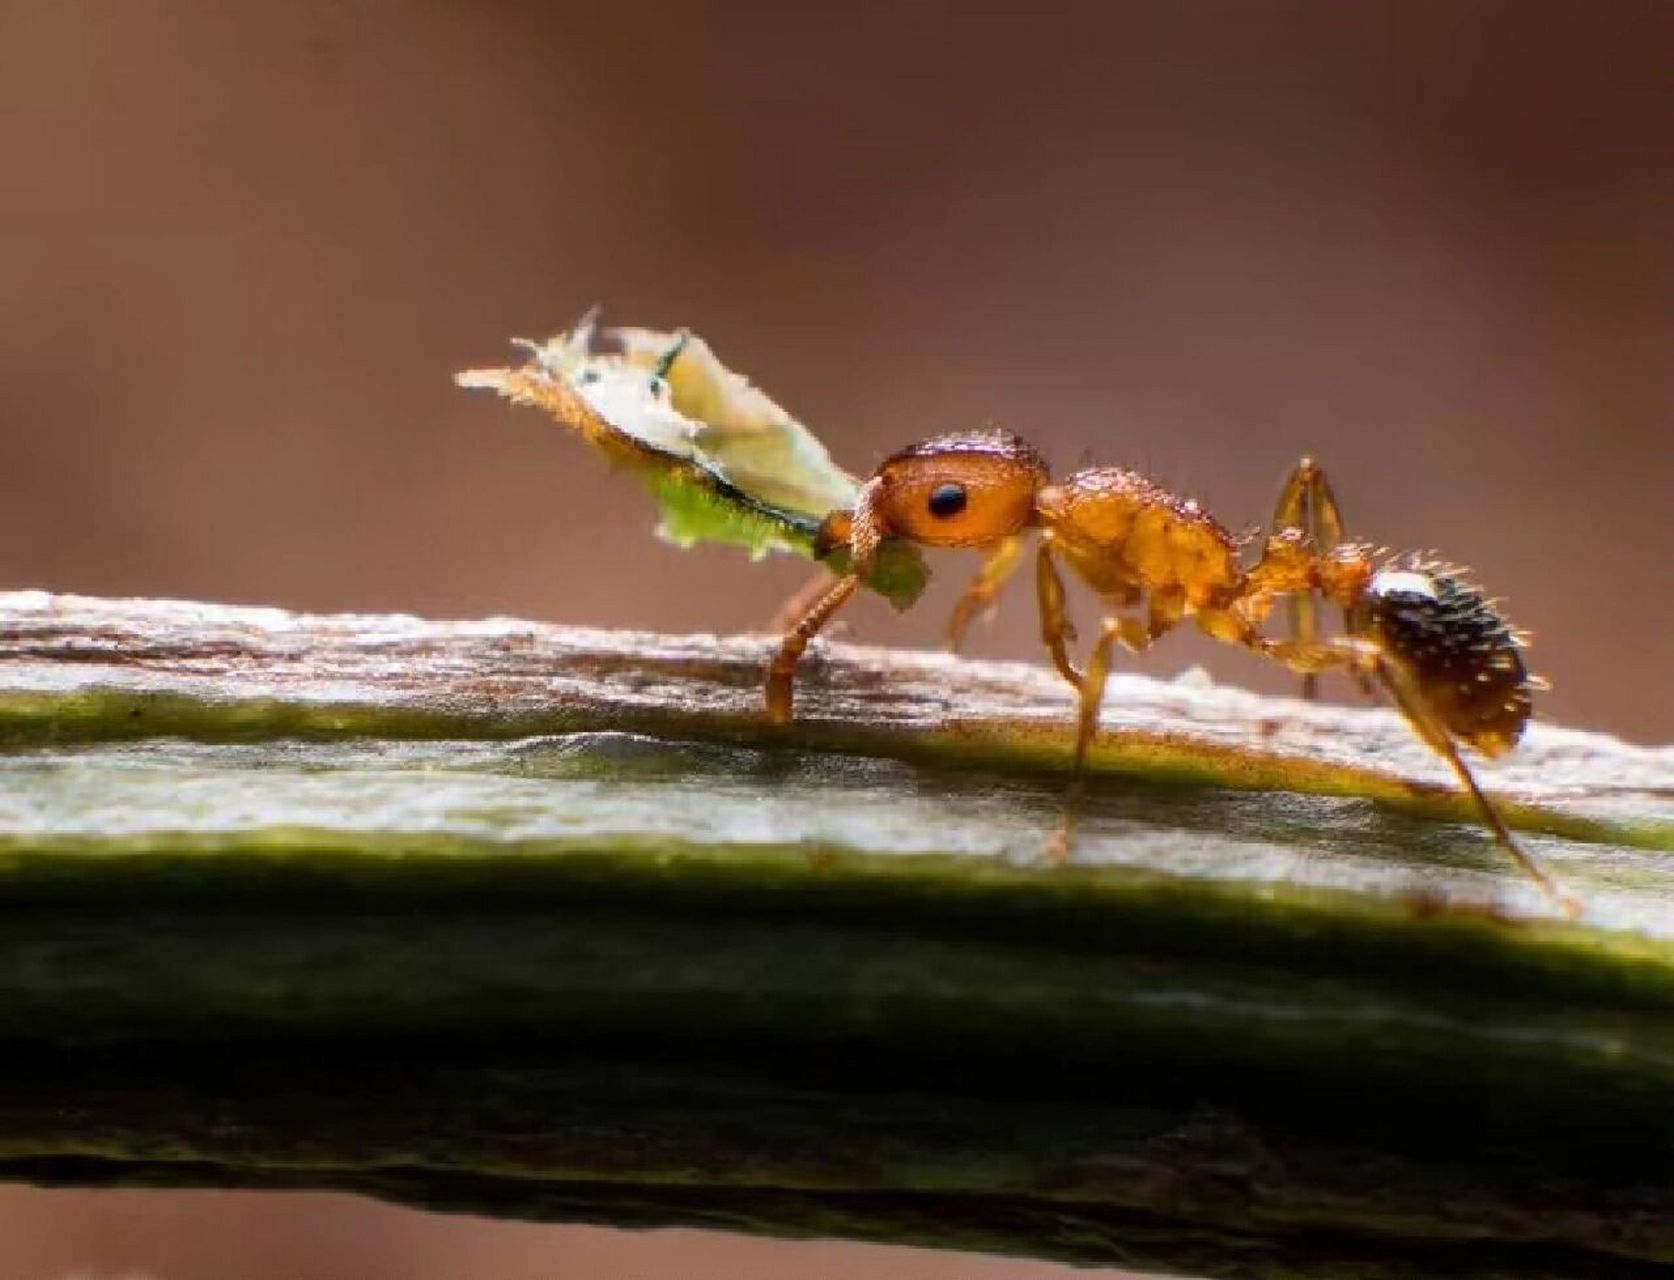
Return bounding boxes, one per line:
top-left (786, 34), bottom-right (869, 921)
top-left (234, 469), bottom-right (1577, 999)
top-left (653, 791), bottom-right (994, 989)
top-left (1366, 573), bottom-right (1532, 754)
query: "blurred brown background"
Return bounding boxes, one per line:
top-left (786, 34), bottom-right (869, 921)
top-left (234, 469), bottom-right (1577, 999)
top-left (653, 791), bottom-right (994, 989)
top-left (0, 1), bottom-right (1668, 1277)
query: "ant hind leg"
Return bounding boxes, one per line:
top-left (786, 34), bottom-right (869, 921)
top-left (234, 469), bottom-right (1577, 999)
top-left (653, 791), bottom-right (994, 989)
top-left (1271, 457), bottom-right (1347, 550)
top-left (1270, 457), bottom-right (1348, 701)
top-left (1221, 615), bottom-right (1580, 917)
top-left (1366, 644), bottom-right (1581, 917)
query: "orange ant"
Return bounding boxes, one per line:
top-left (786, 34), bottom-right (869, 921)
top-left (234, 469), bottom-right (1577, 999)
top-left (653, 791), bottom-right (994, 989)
top-left (765, 432), bottom-right (1576, 915)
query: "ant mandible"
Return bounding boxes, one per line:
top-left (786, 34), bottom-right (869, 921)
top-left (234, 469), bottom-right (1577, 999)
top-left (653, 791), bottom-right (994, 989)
top-left (765, 432), bottom-right (1577, 916)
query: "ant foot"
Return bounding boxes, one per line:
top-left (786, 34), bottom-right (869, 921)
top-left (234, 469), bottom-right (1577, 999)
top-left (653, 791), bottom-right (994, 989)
top-left (1398, 881), bottom-right (1585, 924)
top-left (1553, 886), bottom-right (1586, 921)
top-left (763, 673), bottom-right (795, 725)
top-left (1043, 827), bottom-right (1075, 865)
top-left (947, 599), bottom-right (1000, 655)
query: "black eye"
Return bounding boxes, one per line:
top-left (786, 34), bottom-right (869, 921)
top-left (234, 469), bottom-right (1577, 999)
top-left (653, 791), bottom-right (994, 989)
top-left (927, 483), bottom-right (967, 518)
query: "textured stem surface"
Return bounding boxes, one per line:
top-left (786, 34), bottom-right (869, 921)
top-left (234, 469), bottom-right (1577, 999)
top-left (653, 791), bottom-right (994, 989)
top-left (1, 591), bottom-right (1672, 1279)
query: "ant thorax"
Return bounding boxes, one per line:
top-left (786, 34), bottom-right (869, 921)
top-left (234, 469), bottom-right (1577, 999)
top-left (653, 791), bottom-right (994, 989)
top-left (1036, 468), bottom-right (1242, 608)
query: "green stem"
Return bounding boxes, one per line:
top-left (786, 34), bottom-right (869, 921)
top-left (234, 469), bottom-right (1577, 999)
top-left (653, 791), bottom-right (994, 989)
top-left (0, 591), bottom-right (1670, 1279)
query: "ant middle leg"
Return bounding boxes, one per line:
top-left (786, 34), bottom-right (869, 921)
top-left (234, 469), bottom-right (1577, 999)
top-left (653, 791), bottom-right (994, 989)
top-left (948, 535), bottom-right (1025, 653)
top-left (1048, 593), bottom-right (1182, 862)
top-left (1034, 535), bottom-right (1084, 690)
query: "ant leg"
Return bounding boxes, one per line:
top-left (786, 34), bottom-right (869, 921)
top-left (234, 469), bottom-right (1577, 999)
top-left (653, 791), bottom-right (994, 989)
top-left (766, 476), bottom-right (887, 724)
top-left (948, 535), bottom-right (1024, 653)
top-left (1202, 587), bottom-right (1574, 910)
top-left (765, 573), bottom-right (862, 724)
top-left (1207, 611), bottom-right (1577, 914)
top-left (1198, 607), bottom-right (1351, 676)
top-left (1271, 457), bottom-right (1347, 701)
top-left (771, 567), bottom-right (838, 633)
top-left (1048, 614), bottom-right (1157, 862)
top-left (1272, 456), bottom-right (1347, 550)
top-left (1035, 535), bottom-right (1083, 690)
top-left (1366, 645), bottom-right (1581, 917)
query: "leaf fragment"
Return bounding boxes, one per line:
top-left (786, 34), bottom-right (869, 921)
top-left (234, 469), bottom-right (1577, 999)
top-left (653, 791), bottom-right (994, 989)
top-left (457, 315), bottom-right (929, 608)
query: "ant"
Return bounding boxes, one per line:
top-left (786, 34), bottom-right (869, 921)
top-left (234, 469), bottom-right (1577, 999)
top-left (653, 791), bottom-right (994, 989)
top-left (765, 432), bottom-right (1577, 916)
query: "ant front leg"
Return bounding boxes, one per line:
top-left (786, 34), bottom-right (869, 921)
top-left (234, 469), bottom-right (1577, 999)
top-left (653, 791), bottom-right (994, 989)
top-left (948, 536), bottom-right (1024, 653)
top-left (1270, 457), bottom-right (1348, 701)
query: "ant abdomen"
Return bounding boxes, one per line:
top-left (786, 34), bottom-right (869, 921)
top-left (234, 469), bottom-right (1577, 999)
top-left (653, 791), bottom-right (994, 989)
top-left (1363, 568), bottom-right (1533, 756)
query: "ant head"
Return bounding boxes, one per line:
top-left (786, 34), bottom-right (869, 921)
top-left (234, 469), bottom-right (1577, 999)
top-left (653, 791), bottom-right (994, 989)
top-left (865, 431), bottom-right (1048, 549)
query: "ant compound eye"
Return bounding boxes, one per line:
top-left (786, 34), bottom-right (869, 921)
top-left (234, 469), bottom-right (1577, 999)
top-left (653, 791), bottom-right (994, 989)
top-left (927, 483), bottom-right (968, 518)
